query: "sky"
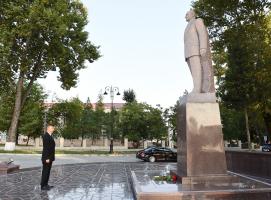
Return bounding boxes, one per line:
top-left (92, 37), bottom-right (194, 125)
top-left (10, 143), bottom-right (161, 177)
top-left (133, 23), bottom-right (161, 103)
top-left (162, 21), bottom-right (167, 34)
top-left (38, 0), bottom-right (194, 108)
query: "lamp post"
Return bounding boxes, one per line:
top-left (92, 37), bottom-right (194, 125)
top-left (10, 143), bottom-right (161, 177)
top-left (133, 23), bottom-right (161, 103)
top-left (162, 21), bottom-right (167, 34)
top-left (103, 86), bottom-right (120, 153)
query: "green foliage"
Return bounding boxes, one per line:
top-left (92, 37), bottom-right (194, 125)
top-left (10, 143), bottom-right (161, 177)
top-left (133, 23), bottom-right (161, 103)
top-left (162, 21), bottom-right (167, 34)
top-left (0, 83), bottom-right (46, 140)
top-left (119, 102), bottom-right (167, 142)
top-left (18, 84), bottom-right (46, 139)
top-left (123, 89), bottom-right (136, 103)
top-left (165, 102), bottom-right (179, 142)
top-left (0, 89), bottom-right (15, 131)
top-left (48, 98), bottom-right (84, 139)
top-left (0, 0), bottom-right (100, 89)
top-left (47, 95), bottom-right (107, 143)
top-left (192, 0), bottom-right (271, 142)
top-left (0, 0), bottom-right (100, 143)
top-left (220, 104), bottom-right (245, 141)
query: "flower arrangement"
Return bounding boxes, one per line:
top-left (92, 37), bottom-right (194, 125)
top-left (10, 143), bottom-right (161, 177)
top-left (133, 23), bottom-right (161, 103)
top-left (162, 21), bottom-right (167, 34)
top-left (153, 175), bottom-right (177, 183)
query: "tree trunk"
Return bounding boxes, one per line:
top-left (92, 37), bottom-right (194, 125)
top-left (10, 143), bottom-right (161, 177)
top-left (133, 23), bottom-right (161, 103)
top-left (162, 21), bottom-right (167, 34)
top-left (26, 136), bottom-right (29, 146)
top-left (16, 132), bottom-right (19, 145)
top-left (81, 135), bottom-right (84, 147)
top-left (7, 75), bottom-right (24, 143)
top-left (244, 107), bottom-right (252, 150)
top-left (263, 112), bottom-right (271, 141)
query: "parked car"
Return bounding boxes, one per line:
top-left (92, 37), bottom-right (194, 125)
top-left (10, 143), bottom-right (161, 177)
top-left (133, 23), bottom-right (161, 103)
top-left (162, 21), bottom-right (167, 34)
top-left (136, 147), bottom-right (177, 162)
top-left (262, 144), bottom-right (271, 152)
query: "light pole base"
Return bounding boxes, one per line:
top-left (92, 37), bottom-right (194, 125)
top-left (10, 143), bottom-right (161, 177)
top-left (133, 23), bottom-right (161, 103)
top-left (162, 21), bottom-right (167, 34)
top-left (4, 142), bottom-right (16, 151)
top-left (109, 139), bottom-right (113, 153)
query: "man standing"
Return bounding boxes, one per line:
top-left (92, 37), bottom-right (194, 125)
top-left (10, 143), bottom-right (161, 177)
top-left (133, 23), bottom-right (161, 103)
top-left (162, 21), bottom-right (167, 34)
top-left (184, 9), bottom-right (215, 93)
top-left (40, 123), bottom-right (56, 190)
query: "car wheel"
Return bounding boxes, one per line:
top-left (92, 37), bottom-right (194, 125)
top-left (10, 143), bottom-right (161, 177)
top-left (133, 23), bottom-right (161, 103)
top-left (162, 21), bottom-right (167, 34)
top-left (149, 156), bottom-right (156, 162)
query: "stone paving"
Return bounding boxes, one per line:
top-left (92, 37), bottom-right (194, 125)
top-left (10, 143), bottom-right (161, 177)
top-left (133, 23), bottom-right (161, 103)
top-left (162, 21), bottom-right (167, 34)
top-left (0, 162), bottom-right (176, 200)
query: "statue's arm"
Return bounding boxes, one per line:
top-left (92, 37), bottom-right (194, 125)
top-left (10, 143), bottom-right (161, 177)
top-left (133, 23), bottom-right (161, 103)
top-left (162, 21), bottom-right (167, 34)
top-left (195, 18), bottom-right (208, 51)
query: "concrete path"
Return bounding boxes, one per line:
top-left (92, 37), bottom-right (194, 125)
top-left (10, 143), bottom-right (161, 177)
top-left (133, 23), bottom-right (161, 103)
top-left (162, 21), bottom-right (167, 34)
top-left (0, 154), bottom-right (140, 169)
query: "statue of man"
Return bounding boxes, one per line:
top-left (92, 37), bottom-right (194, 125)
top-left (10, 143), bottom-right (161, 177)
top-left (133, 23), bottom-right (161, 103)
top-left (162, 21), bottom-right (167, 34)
top-left (184, 9), bottom-right (215, 93)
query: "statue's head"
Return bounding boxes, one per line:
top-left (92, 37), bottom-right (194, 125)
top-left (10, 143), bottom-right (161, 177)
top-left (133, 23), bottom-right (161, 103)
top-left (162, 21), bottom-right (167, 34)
top-left (185, 9), bottom-right (196, 22)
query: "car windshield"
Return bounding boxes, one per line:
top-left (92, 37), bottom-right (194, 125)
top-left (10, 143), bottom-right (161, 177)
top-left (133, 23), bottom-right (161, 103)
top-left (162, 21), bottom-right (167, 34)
top-left (144, 147), bottom-right (157, 152)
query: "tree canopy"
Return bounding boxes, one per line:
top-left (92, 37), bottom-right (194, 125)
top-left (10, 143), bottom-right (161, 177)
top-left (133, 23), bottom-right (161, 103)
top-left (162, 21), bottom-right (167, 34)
top-left (0, 0), bottom-right (100, 146)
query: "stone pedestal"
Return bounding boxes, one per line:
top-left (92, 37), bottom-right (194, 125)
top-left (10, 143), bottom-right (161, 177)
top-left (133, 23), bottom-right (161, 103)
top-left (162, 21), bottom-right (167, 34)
top-left (238, 140), bottom-right (242, 148)
top-left (143, 140), bottom-right (148, 149)
top-left (35, 137), bottom-right (40, 148)
top-left (161, 140), bottom-right (166, 147)
top-left (83, 139), bottom-right (87, 148)
top-left (60, 137), bottom-right (64, 148)
top-left (104, 138), bottom-right (108, 147)
top-left (124, 138), bottom-right (129, 149)
top-left (177, 93), bottom-right (227, 177)
top-left (0, 163), bottom-right (20, 175)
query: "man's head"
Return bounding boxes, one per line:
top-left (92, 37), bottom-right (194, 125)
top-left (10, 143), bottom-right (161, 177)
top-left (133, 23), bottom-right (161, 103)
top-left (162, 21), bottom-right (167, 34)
top-left (47, 123), bottom-right (55, 135)
top-left (185, 9), bottom-right (196, 22)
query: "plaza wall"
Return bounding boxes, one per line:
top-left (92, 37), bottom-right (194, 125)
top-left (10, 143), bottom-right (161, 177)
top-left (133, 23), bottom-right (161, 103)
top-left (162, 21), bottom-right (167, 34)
top-left (226, 150), bottom-right (271, 179)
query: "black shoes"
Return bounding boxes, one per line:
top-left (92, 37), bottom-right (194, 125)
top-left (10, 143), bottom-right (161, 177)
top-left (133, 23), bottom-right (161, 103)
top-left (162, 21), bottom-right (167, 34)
top-left (41, 185), bottom-right (54, 190)
top-left (41, 185), bottom-right (50, 191)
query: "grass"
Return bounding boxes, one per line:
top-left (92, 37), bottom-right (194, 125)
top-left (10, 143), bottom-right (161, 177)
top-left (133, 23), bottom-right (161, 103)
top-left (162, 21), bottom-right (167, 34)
top-left (0, 149), bottom-right (138, 155)
top-left (0, 144), bottom-right (34, 147)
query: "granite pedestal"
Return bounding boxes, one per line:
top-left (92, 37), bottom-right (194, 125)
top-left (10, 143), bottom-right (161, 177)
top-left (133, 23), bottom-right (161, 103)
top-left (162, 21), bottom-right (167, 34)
top-left (0, 162), bottom-right (20, 175)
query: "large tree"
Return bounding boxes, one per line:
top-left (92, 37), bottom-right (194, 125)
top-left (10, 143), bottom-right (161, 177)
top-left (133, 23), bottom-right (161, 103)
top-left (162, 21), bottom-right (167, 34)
top-left (0, 0), bottom-right (100, 150)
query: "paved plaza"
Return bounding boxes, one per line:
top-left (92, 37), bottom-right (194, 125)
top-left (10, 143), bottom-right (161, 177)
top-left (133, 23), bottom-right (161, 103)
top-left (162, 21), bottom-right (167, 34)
top-left (0, 162), bottom-right (175, 200)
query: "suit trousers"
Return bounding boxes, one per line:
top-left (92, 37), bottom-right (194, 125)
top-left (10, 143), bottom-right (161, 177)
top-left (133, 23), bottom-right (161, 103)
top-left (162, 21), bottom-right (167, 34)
top-left (187, 55), bottom-right (202, 93)
top-left (40, 161), bottom-right (52, 187)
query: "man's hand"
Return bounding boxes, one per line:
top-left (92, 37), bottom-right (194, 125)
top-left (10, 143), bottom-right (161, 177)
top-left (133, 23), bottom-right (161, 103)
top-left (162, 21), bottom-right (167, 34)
top-left (45, 159), bottom-right (50, 163)
top-left (200, 49), bottom-right (207, 57)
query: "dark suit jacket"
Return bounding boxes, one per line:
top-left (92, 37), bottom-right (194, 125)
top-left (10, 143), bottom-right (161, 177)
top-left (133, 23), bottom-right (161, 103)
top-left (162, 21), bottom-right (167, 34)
top-left (41, 132), bottom-right (55, 162)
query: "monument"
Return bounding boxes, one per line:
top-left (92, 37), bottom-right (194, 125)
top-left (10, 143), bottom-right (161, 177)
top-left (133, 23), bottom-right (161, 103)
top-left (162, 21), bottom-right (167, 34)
top-left (177, 9), bottom-right (227, 181)
top-left (130, 9), bottom-right (271, 200)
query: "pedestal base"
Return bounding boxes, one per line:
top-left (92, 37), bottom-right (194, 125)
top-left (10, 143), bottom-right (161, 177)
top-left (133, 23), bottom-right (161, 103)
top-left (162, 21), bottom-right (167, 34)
top-left (0, 163), bottom-right (20, 175)
top-left (131, 170), bottom-right (271, 200)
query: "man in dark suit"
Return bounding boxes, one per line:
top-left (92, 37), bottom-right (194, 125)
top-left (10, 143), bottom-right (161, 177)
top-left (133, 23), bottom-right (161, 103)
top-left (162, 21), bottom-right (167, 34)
top-left (40, 123), bottom-right (56, 190)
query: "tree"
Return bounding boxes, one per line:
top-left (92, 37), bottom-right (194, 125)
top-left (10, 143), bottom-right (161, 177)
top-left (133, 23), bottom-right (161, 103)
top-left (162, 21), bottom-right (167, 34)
top-left (93, 93), bottom-right (107, 138)
top-left (0, 0), bottom-right (100, 150)
top-left (118, 102), bottom-right (167, 146)
top-left (123, 89), bottom-right (136, 103)
top-left (0, 83), bottom-right (46, 144)
top-left (192, 0), bottom-right (271, 148)
top-left (18, 84), bottom-right (46, 145)
top-left (220, 104), bottom-right (246, 142)
top-left (80, 100), bottom-right (99, 145)
top-left (166, 102), bottom-right (179, 142)
top-left (48, 98), bottom-right (83, 140)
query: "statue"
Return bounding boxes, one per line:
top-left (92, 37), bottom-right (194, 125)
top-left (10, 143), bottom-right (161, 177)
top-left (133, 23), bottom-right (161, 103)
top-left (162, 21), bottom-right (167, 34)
top-left (184, 9), bottom-right (215, 93)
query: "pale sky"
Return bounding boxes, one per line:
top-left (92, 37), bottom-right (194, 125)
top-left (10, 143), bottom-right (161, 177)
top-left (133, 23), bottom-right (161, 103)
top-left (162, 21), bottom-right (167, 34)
top-left (38, 0), bottom-right (193, 108)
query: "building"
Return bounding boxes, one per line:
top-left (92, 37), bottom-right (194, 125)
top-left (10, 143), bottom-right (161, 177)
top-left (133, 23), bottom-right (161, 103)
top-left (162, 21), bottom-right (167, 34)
top-left (44, 102), bottom-right (125, 112)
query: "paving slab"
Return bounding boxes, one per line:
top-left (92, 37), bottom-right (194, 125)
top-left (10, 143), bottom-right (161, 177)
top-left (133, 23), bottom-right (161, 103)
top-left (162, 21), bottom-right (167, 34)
top-left (0, 162), bottom-right (175, 200)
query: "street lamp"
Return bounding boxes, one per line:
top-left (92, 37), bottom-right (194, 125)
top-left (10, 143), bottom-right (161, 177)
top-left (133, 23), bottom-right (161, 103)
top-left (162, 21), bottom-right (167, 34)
top-left (103, 86), bottom-right (121, 153)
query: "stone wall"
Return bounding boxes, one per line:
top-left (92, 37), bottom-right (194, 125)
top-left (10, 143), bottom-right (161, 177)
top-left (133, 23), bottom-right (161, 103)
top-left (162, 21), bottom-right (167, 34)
top-left (226, 150), bottom-right (271, 179)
